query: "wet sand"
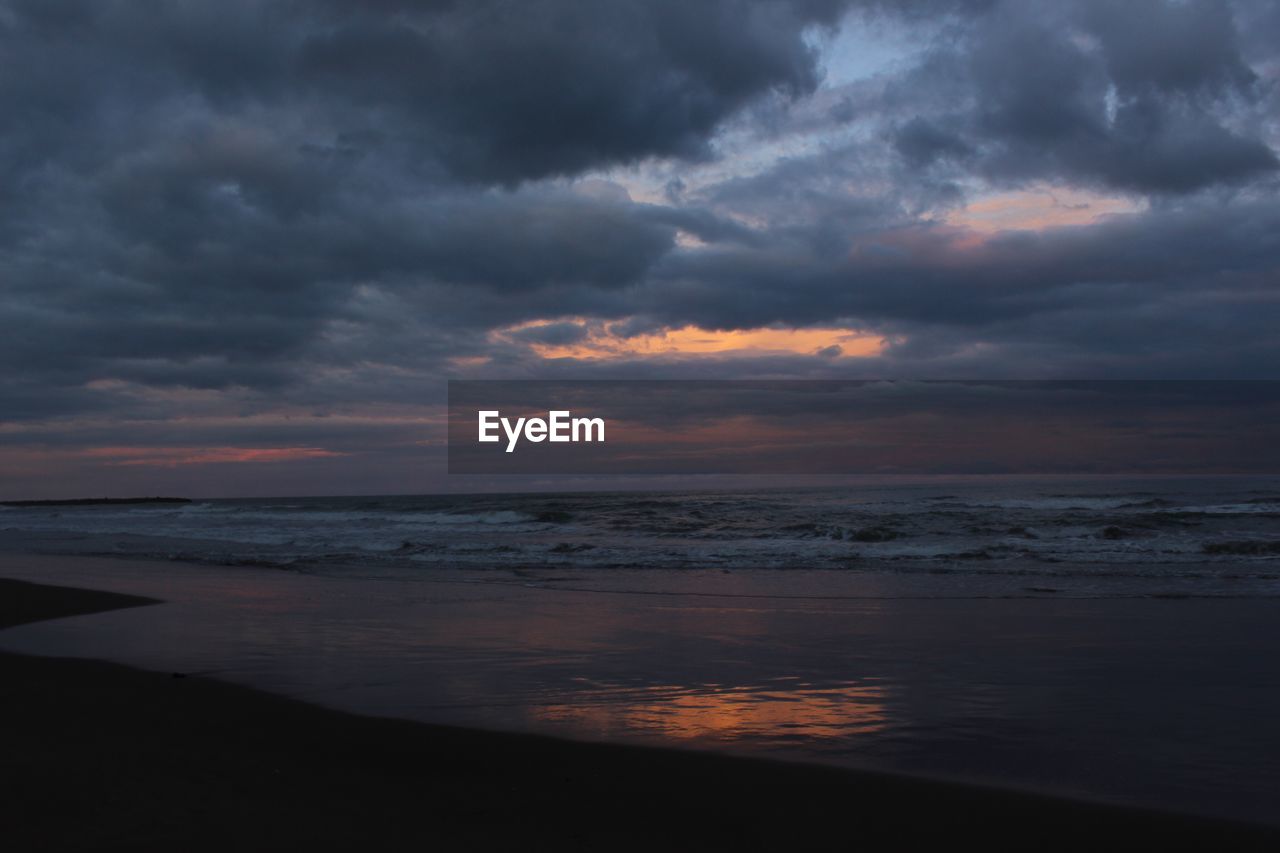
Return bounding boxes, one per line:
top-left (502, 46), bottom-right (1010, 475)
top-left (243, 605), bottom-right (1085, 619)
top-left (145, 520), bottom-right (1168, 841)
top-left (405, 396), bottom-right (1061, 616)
top-left (2, 576), bottom-right (1277, 850)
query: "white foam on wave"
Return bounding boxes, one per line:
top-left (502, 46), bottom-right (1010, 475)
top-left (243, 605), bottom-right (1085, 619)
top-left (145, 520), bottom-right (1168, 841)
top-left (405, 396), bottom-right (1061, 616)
top-left (1186, 503), bottom-right (1280, 515)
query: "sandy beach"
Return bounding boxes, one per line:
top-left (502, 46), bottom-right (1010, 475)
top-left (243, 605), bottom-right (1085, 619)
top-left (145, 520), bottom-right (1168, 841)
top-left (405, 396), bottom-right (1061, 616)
top-left (2, 567), bottom-right (1278, 850)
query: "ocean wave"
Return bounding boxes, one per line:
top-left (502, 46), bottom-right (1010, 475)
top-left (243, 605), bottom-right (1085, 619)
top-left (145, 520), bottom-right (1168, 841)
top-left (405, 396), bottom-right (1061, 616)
top-left (3, 481), bottom-right (1279, 596)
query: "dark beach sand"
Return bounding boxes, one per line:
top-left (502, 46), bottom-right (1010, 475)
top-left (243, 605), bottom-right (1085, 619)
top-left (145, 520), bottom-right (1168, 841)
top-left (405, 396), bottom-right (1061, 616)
top-left (2, 578), bottom-right (1276, 851)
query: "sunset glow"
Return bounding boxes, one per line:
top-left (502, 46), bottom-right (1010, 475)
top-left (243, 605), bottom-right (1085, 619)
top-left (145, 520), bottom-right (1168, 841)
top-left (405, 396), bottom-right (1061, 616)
top-left (536, 682), bottom-right (889, 742)
top-left (495, 320), bottom-right (886, 360)
top-left (946, 186), bottom-right (1143, 234)
top-left (81, 446), bottom-right (346, 467)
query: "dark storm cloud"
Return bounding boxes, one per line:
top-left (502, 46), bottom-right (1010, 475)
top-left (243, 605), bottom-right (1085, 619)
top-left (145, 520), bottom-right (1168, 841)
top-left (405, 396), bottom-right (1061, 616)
top-left (0, 0), bottom-right (1277, 459)
top-left (1081, 0), bottom-right (1256, 95)
top-left (297, 0), bottom-right (850, 183)
top-left (0, 0), bottom-right (847, 182)
top-left (0, 0), bottom-right (851, 420)
top-left (572, 194), bottom-right (1280, 380)
top-left (883, 0), bottom-right (1278, 194)
top-left (504, 322), bottom-right (590, 348)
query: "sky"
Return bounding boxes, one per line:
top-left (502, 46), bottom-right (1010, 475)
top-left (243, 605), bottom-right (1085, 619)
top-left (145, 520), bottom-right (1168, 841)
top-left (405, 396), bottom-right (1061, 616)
top-left (446, 381), bottom-right (1280, 477)
top-left (1, 0), bottom-right (1278, 498)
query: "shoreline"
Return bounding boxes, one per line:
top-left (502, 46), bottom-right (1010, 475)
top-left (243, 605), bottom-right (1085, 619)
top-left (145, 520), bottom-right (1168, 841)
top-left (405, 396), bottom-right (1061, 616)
top-left (2, 577), bottom-right (1278, 849)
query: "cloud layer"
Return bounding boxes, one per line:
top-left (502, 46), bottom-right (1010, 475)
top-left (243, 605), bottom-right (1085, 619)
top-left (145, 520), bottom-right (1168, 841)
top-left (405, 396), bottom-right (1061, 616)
top-left (1, 0), bottom-right (1277, 494)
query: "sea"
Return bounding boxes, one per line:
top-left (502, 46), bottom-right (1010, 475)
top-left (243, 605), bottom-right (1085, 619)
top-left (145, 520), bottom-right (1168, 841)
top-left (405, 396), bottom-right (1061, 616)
top-left (2, 476), bottom-right (1280, 825)
top-left (4, 476), bottom-right (1280, 599)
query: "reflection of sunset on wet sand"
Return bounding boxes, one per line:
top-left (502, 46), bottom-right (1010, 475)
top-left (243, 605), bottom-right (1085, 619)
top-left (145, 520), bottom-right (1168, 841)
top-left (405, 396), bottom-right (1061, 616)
top-left (535, 679), bottom-right (888, 746)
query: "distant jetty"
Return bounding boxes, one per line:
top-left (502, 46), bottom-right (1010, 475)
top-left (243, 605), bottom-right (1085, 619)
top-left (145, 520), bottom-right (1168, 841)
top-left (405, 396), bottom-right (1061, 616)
top-left (0, 497), bottom-right (192, 508)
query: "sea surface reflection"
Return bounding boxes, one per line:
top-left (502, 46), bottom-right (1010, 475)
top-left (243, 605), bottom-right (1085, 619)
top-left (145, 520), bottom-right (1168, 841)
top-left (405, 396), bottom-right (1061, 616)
top-left (536, 679), bottom-right (890, 744)
top-left (2, 553), bottom-right (1279, 827)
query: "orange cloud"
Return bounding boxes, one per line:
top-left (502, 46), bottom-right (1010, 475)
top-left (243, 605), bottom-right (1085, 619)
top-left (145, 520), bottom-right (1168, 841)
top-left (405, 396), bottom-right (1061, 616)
top-left (82, 446), bottom-right (346, 467)
top-left (495, 319), bottom-right (885, 360)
